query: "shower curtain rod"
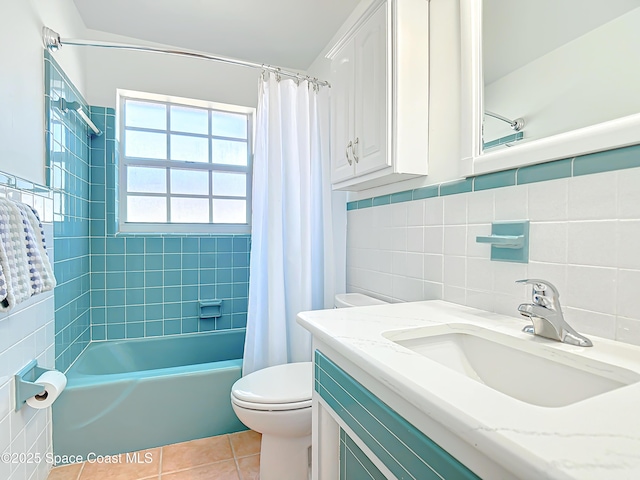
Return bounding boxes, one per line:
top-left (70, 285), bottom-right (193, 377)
top-left (485, 110), bottom-right (525, 131)
top-left (42, 27), bottom-right (330, 88)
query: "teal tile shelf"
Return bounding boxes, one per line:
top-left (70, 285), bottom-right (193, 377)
top-left (476, 221), bottom-right (530, 263)
top-left (200, 300), bottom-right (223, 319)
top-left (345, 143), bottom-right (640, 211)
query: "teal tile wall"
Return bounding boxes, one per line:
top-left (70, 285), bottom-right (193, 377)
top-left (88, 233), bottom-right (250, 340)
top-left (45, 55), bottom-right (251, 350)
top-left (89, 108), bottom-right (250, 341)
top-left (45, 52), bottom-right (92, 372)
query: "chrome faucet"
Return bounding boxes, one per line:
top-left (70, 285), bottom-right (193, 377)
top-left (516, 279), bottom-right (592, 347)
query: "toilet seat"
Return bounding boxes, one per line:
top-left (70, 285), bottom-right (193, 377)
top-left (231, 396), bottom-right (312, 411)
top-left (231, 362), bottom-right (312, 411)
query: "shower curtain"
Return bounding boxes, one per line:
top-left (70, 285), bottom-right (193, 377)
top-left (243, 72), bottom-right (343, 375)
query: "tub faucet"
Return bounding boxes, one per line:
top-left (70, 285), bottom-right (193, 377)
top-left (516, 279), bottom-right (592, 347)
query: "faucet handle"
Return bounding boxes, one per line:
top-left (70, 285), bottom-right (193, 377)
top-left (515, 279), bottom-right (560, 308)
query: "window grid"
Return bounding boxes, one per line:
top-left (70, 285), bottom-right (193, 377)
top-left (119, 95), bottom-right (253, 233)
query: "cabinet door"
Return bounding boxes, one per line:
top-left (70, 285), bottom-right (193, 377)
top-left (353, 4), bottom-right (388, 176)
top-left (331, 42), bottom-right (356, 184)
top-left (340, 429), bottom-right (386, 480)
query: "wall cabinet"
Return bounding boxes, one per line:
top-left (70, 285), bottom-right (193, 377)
top-left (329, 0), bottom-right (429, 191)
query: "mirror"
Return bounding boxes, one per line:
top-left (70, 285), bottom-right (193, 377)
top-left (460, 0), bottom-right (640, 176)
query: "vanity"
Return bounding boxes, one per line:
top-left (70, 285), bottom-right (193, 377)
top-left (297, 301), bottom-right (640, 479)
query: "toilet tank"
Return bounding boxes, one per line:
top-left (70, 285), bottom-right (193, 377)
top-left (334, 293), bottom-right (388, 308)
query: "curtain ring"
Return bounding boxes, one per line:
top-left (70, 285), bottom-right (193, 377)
top-left (275, 68), bottom-right (281, 83)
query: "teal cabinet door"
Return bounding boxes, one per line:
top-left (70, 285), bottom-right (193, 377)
top-left (341, 429), bottom-right (386, 480)
top-left (316, 350), bottom-right (481, 480)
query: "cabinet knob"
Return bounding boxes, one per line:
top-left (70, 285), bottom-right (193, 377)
top-left (346, 141), bottom-right (353, 166)
top-left (353, 137), bottom-right (359, 163)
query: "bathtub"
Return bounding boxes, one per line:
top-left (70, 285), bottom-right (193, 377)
top-left (53, 330), bottom-right (247, 458)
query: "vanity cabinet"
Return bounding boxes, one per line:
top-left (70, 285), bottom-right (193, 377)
top-left (328, 0), bottom-right (429, 191)
top-left (315, 350), bottom-right (480, 480)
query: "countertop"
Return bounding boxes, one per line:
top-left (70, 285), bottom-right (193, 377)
top-left (297, 300), bottom-right (640, 480)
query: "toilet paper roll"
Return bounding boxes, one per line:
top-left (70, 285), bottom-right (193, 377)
top-left (26, 370), bottom-right (67, 409)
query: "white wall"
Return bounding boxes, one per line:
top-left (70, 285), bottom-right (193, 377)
top-left (346, 167), bottom-right (640, 346)
top-left (307, 49), bottom-right (348, 297)
top-left (0, 0), bottom-right (87, 185)
top-left (82, 30), bottom-right (261, 109)
top-left (484, 7), bottom-right (640, 145)
top-left (0, 225), bottom-right (55, 480)
top-left (0, 2), bottom-right (81, 478)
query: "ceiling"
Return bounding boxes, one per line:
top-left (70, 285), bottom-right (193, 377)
top-left (484, 0), bottom-right (639, 84)
top-left (72, 0), bottom-right (362, 70)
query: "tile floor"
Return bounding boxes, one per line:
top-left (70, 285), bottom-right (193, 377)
top-left (47, 430), bottom-right (261, 480)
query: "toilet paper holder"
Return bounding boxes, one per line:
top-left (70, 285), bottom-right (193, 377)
top-left (14, 360), bottom-right (52, 411)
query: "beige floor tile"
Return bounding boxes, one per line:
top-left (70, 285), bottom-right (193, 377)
top-left (229, 431), bottom-right (261, 458)
top-left (47, 462), bottom-right (83, 480)
top-left (237, 454), bottom-right (260, 480)
top-left (78, 448), bottom-right (160, 480)
top-left (161, 460), bottom-right (239, 480)
top-left (162, 436), bottom-right (233, 474)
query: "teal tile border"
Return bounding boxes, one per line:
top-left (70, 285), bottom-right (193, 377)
top-left (573, 143), bottom-right (640, 176)
top-left (517, 159), bottom-right (572, 185)
top-left (390, 190), bottom-right (412, 204)
top-left (346, 143), bottom-right (640, 211)
top-left (412, 185), bottom-right (439, 200)
top-left (372, 195), bottom-right (390, 206)
top-left (440, 178), bottom-right (473, 196)
top-left (474, 169), bottom-right (516, 191)
top-left (357, 199), bottom-right (373, 209)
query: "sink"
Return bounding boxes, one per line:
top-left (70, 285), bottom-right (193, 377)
top-left (383, 324), bottom-right (640, 408)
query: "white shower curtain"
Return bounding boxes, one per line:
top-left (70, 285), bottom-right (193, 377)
top-left (243, 72), bottom-right (343, 375)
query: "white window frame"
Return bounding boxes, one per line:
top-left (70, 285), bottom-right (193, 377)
top-left (118, 90), bottom-right (254, 234)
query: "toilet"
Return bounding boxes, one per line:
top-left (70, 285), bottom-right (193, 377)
top-left (230, 293), bottom-right (387, 480)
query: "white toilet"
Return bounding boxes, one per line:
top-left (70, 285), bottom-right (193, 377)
top-left (231, 293), bottom-right (387, 480)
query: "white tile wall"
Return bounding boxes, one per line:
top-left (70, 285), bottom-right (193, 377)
top-left (346, 167), bottom-right (640, 346)
top-left (0, 223), bottom-right (55, 480)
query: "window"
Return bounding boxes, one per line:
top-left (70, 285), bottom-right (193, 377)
top-left (119, 92), bottom-right (253, 233)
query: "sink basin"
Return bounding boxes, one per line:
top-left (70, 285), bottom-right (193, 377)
top-left (383, 324), bottom-right (640, 407)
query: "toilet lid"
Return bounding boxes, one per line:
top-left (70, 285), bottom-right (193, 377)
top-left (335, 293), bottom-right (387, 308)
top-left (232, 362), bottom-right (312, 405)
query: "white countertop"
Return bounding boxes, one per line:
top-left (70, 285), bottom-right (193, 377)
top-left (297, 300), bottom-right (640, 480)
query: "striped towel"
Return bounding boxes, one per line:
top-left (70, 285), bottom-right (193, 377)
top-left (0, 198), bottom-right (56, 311)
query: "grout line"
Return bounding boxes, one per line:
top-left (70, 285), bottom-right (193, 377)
top-left (76, 461), bottom-right (85, 480)
top-left (228, 433), bottom-right (244, 479)
top-left (158, 446), bottom-right (163, 479)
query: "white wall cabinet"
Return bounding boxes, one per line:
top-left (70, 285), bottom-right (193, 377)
top-left (328, 0), bottom-right (429, 191)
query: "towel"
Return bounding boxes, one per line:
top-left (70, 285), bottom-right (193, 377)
top-left (0, 198), bottom-right (56, 311)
